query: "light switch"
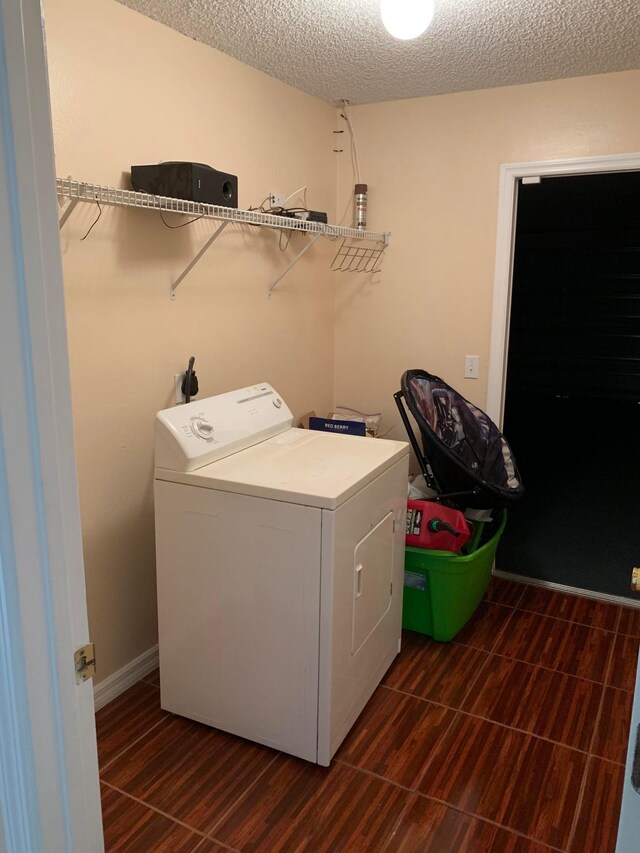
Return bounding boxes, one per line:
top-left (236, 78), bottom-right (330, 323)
top-left (464, 355), bottom-right (479, 379)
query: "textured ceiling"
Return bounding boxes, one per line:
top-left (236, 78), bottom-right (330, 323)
top-left (117, 0), bottom-right (640, 104)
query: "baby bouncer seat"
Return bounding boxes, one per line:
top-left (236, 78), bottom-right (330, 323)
top-left (394, 369), bottom-right (524, 510)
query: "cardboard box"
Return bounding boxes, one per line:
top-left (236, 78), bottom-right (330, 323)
top-left (308, 416), bottom-right (367, 437)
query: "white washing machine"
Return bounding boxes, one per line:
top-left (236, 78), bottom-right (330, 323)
top-left (154, 383), bottom-right (409, 765)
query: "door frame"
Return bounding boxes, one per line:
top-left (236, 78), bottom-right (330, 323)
top-left (0, 0), bottom-right (103, 850)
top-left (486, 152), bottom-right (640, 426)
top-left (486, 151), bottom-right (640, 605)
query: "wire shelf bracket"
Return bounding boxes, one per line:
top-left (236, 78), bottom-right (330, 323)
top-left (170, 221), bottom-right (228, 300)
top-left (55, 178), bottom-right (391, 297)
top-left (268, 233), bottom-right (322, 295)
top-left (58, 196), bottom-right (79, 229)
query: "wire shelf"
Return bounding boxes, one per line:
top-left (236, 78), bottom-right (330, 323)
top-left (331, 239), bottom-right (386, 273)
top-left (56, 178), bottom-right (390, 244)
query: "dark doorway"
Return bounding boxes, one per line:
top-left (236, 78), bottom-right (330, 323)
top-left (496, 171), bottom-right (640, 600)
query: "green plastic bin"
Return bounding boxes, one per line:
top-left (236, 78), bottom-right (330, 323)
top-left (402, 510), bottom-right (507, 641)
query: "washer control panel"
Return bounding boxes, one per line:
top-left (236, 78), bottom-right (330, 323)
top-left (155, 383), bottom-right (293, 472)
top-left (191, 418), bottom-right (215, 441)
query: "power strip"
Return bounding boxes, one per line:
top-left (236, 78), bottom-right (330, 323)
top-left (273, 209), bottom-right (328, 224)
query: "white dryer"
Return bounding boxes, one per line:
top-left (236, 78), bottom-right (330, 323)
top-left (154, 383), bottom-right (409, 765)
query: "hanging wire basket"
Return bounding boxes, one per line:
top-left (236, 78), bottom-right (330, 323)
top-left (331, 238), bottom-right (387, 273)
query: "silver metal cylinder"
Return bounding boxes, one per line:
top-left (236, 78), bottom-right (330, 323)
top-left (354, 183), bottom-right (368, 231)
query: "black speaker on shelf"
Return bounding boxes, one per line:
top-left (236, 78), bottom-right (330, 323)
top-left (130, 162), bottom-right (238, 208)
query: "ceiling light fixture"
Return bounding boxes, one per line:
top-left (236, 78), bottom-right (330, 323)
top-left (380, 0), bottom-right (435, 40)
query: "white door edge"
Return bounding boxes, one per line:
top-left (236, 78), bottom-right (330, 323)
top-left (487, 152), bottom-right (640, 426)
top-left (0, 1), bottom-right (103, 850)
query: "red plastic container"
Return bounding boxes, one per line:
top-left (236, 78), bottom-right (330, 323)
top-left (405, 500), bottom-right (471, 553)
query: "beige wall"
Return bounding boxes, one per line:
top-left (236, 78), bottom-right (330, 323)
top-left (44, 0), bottom-right (337, 682)
top-left (334, 71), bottom-right (640, 447)
top-left (45, 0), bottom-right (640, 683)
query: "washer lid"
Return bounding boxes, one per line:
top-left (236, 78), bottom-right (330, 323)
top-left (155, 383), bottom-right (293, 472)
top-left (154, 428), bottom-right (409, 509)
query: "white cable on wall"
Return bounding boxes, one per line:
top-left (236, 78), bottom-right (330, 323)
top-left (280, 185), bottom-right (308, 208)
top-left (338, 99), bottom-right (362, 226)
top-left (342, 102), bottom-right (361, 185)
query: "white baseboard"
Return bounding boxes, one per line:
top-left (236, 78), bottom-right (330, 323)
top-left (493, 569), bottom-right (640, 610)
top-left (93, 645), bottom-right (159, 711)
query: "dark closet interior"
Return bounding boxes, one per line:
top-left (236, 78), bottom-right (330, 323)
top-left (496, 170), bottom-right (640, 600)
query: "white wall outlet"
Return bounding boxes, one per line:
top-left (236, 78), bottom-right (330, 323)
top-left (269, 191), bottom-right (285, 208)
top-left (174, 373), bottom-right (186, 404)
top-left (464, 355), bottom-right (479, 379)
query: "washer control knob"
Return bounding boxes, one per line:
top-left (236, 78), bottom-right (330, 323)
top-left (192, 419), bottom-right (214, 440)
top-left (273, 398), bottom-right (282, 409)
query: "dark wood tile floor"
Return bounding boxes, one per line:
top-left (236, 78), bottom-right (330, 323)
top-left (96, 579), bottom-right (639, 852)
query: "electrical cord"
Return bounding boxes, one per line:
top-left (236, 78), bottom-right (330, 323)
top-left (250, 189), bottom-right (320, 248)
top-left (280, 185), bottom-right (308, 209)
top-left (269, 207), bottom-right (310, 215)
top-left (279, 230), bottom-right (292, 251)
top-left (248, 195), bottom-right (271, 213)
top-left (341, 104), bottom-right (361, 185)
top-left (159, 210), bottom-right (205, 228)
top-left (251, 188), bottom-right (309, 216)
top-left (81, 201), bottom-right (102, 240)
top-left (183, 356), bottom-right (196, 403)
top-left (337, 99), bottom-right (362, 227)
